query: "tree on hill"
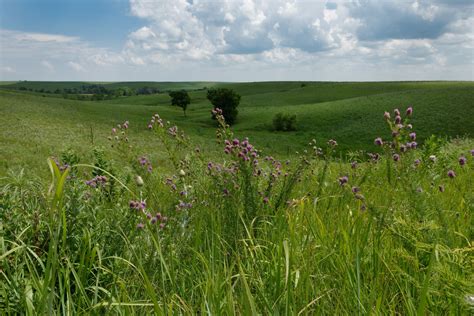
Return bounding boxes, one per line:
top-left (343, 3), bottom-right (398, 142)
top-left (169, 90), bottom-right (191, 117)
top-left (207, 88), bottom-right (241, 125)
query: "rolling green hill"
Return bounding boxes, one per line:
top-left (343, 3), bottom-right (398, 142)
top-left (1, 81), bottom-right (473, 175)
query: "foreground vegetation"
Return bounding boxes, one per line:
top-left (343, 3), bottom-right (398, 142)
top-left (1, 105), bottom-right (473, 314)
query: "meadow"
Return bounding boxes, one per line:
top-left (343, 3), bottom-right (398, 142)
top-left (1, 81), bottom-right (473, 175)
top-left (0, 81), bottom-right (473, 314)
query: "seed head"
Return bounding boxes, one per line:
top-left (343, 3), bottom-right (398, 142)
top-left (459, 156), bottom-right (467, 166)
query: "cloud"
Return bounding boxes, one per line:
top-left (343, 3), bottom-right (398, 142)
top-left (41, 60), bottom-right (54, 71)
top-left (1, 66), bottom-right (15, 73)
top-left (348, 1), bottom-right (452, 41)
top-left (67, 61), bottom-right (86, 72)
top-left (15, 32), bottom-right (78, 43)
top-left (1, 1), bottom-right (473, 81)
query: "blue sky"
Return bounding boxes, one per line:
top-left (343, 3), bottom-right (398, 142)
top-left (0, 0), bottom-right (473, 81)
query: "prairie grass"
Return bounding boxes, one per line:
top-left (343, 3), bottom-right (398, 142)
top-left (1, 106), bottom-right (473, 314)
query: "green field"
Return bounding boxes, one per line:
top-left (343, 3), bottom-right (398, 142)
top-left (1, 81), bottom-right (473, 314)
top-left (1, 81), bottom-right (473, 175)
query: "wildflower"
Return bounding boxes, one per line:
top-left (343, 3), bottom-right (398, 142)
top-left (406, 124), bottom-right (413, 129)
top-left (409, 142), bottom-right (417, 149)
top-left (150, 217), bottom-right (158, 224)
top-left (360, 204), bottom-right (367, 211)
top-left (147, 124), bottom-right (153, 129)
top-left (414, 159), bottom-right (421, 166)
top-left (136, 223), bottom-right (145, 229)
top-left (374, 137), bottom-right (383, 146)
top-left (400, 144), bottom-right (407, 152)
top-left (409, 132), bottom-right (416, 141)
top-left (263, 197), bottom-right (269, 204)
top-left (384, 111), bottom-right (391, 120)
top-left (159, 223), bottom-right (166, 229)
top-left (439, 185), bottom-right (445, 192)
top-left (394, 108), bottom-right (400, 116)
top-left (459, 156), bottom-right (467, 166)
top-left (351, 161), bottom-right (358, 169)
top-left (112, 128), bottom-right (117, 133)
top-left (328, 139), bottom-right (338, 147)
top-left (471, 149), bottom-right (474, 156)
top-left (395, 116), bottom-right (402, 124)
top-left (447, 170), bottom-right (456, 178)
top-left (338, 176), bottom-right (349, 186)
top-left (355, 193), bottom-right (364, 200)
top-left (416, 187), bottom-right (423, 193)
top-left (429, 155), bottom-right (437, 162)
top-left (232, 138), bottom-right (240, 145)
top-left (179, 169), bottom-right (186, 177)
top-left (393, 154), bottom-right (400, 162)
top-left (392, 131), bottom-right (399, 138)
top-left (406, 107), bottom-right (413, 116)
top-left (351, 186), bottom-right (360, 193)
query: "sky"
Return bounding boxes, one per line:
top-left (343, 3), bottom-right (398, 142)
top-left (0, 0), bottom-right (473, 81)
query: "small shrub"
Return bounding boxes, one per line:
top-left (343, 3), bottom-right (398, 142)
top-left (273, 112), bottom-right (297, 131)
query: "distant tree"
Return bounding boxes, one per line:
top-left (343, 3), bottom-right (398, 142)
top-left (207, 88), bottom-right (241, 125)
top-left (169, 90), bottom-right (191, 117)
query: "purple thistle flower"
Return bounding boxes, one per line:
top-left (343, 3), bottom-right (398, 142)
top-left (409, 132), bottom-right (416, 141)
top-left (409, 142), bottom-right (417, 149)
top-left (459, 156), bottom-right (467, 166)
top-left (392, 131), bottom-right (399, 138)
top-left (447, 170), bottom-right (456, 178)
top-left (414, 159), bottom-right (421, 166)
top-left (136, 223), bottom-right (145, 229)
top-left (150, 217), bottom-right (157, 224)
top-left (351, 186), bottom-right (360, 193)
top-left (394, 109), bottom-right (400, 116)
top-left (147, 124), bottom-right (153, 129)
top-left (393, 154), bottom-right (400, 162)
top-left (351, 161), bottom-right (358, 169)
top-left (263, 197), bottom-right (269, 204)
top-left (338, 176), bottom-right (349, 186)
top-left (406, 107), bottom-right (413, 116)
top-left (232, 138), bottom-right (240, 146)
top-left (112, 128), bottom-right (117, 133)
top-left (395, 116), bottom-right (402, 124)
top-left (471, 149), bottom-right (474, 157)
top-left (384, 111), bottom-right (391, 120)
top-left (146, 213), bottom-right (152, 219)
top-left (374, 137), bottom-right (383, 146)
top-left (159, 223), bottom-right (166, 229)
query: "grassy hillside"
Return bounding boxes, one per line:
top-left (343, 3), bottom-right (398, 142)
top-left (1, 81), bottom-right (473, 176)
top-left (1, 107), bottom-right (473, 314)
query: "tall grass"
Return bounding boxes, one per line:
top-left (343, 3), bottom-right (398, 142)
top-left (1, 108), bottom-right (473, 314)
